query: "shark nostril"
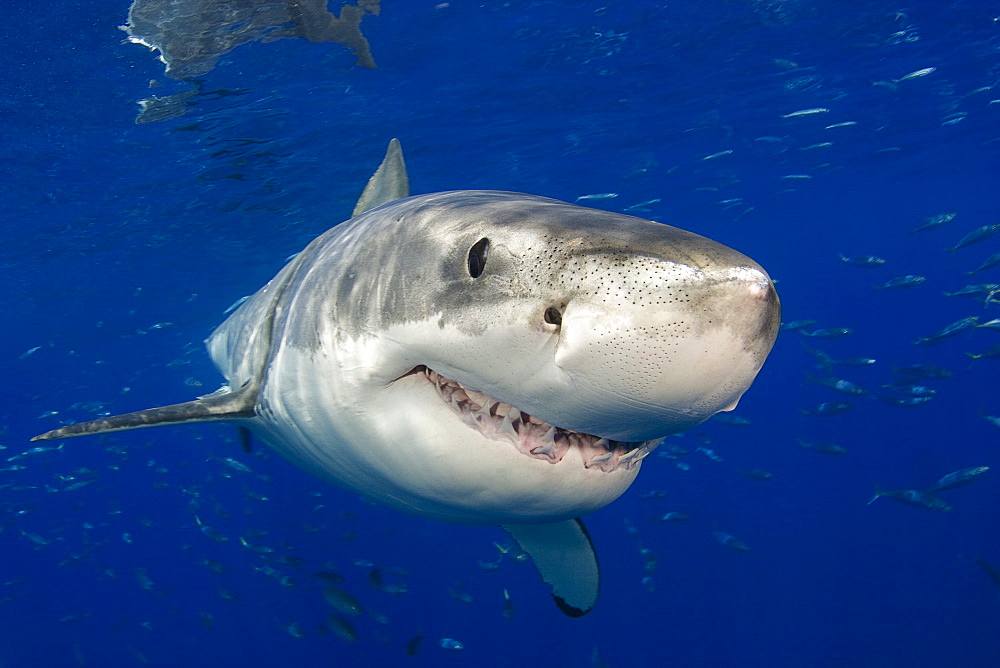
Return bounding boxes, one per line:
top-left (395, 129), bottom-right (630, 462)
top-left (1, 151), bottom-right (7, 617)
top-left (544, 306), bottom-right (563, 326)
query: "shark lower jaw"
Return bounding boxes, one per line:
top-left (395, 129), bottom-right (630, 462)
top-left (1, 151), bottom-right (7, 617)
top-left (408, 366), bottom-right (663, 473)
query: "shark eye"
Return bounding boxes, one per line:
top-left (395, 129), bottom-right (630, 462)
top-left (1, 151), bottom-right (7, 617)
top-left (467, 237), bottom-right (490, 278)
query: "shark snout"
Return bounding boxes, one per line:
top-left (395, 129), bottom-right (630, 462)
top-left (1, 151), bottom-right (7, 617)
top-left (547, 263), bottom-right (780, 440)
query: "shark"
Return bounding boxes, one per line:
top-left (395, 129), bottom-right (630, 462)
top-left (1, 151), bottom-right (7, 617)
top-left (33, 139), bottom-right (781, 616)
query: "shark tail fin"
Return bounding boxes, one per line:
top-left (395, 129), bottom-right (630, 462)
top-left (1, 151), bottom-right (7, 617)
top-left (30, 384), bottom-right (257, 442)
top-left (502, 519), bottom-right (599, 618)
top-left (352, 138), bottom-right (410, 216)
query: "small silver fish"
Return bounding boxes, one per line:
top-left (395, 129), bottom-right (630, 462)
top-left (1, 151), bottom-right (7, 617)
top-left (624, 199), bottom-right (660, 212)
top-left (968, 252), bottom-right (1000, 275)
top-left (327, 614), bottom-right (358, 643)
top-left (943, 283), bottom-right (999, 298)
top-left (696, 446), bottom-right (722, 462)
top-left (797, 439), bottom-right (847, 455)
top-left (574, 193), bottom-right (618, 201)
top-left (912, 212), bottom-right (955, 233)
top-left (840, 253), bottom-right (886, 267)
top-left (712, 531), bottom-right (750, 551)
top-left (906, 368), bottom-right (952, 386)
top-left (323, 587), bottom-right (363, 617)
top-left (807, 375), bottom-right (867, 396)
top-left (895, 67), bottom-right (936, 82)
top-left (782, 108), bottom-right (830, 118)
top-left (501, 589), bottom-right (515, 620)
top-left (925, 466), bottom-right (989, 493)
top-left (876, 275), bottom-right (925, 289)
top-left (946, 225), bottom-right (1000, 252)
top-left (20, 530), bottom-right (50, 546)
top-left (881, 383), bottom-right (935, 397)
top-left (195, 516), bottom-right (228, 542)
top-left (801, 344), bottom-right (835, 374)
top-left (913, 316), bottom-right (978, 345)
top-left (879, 396), bottom-right (933, 407)
top-left (966, 343), bottom-right (1000, 361)
top-left (780, 319), bottom-right (817, 332)
top-left (802, 327), bottom-right (853, 338)
top-left (223, 295), bottom-right (251, 314)
top-left (239, 536), bottom-right (273, 554)
top-left (868, 487), bottom-right (951, 512)
top-left (7, 443), bottom-right (64, 461)
top-left (218, 456), bottom-right (252, 474)
top-left (833, 357), bottom-right (876, 367)
top-left (281, 621), bottom-right (304, 639)
top-left (799, 402), bottom-right (852, 417)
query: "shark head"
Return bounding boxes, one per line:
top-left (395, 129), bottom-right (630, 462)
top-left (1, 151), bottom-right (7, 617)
top-left (32, 140), bottom-right (780, 615)
top-left (219, 189), bottom-right (779, 525)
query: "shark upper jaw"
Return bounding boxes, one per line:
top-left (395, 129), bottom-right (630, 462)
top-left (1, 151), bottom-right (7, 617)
top-left (399, 365), bottom-right (664, 474)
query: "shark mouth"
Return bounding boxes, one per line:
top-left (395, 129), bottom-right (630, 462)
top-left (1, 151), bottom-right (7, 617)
top-left (417, 366), bottom-right (662, 473)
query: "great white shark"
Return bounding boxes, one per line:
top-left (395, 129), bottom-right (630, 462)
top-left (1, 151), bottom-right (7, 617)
top-left (33, 139), bottom-right (780, 616)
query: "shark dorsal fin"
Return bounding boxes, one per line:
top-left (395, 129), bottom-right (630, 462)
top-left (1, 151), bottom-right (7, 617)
top-left (352, 138), bottom-right (410, 216)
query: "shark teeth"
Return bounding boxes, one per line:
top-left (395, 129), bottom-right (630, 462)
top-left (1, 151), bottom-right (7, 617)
top-left (419, 366), bottom-right (662, 473)
top-left (497, 414), bottom-right (519, 442)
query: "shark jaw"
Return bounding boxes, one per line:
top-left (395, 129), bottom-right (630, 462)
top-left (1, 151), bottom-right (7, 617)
top-left (411, 366), bottom-right (664, 473)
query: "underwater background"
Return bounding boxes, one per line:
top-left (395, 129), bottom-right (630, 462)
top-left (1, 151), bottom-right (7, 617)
top-left (2, 1), bottom-right (999, 665)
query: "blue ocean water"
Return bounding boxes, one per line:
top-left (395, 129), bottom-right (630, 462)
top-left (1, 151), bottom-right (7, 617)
top-left (2, 1), bottom-right (999, 665)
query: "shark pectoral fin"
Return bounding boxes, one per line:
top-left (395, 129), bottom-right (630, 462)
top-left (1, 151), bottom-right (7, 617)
top-left (352, 138), bottom-right (410, 216)
top-left (30, 384), bottom-right (258, 442)
top-left (502, 519), bottom-right (599, 617)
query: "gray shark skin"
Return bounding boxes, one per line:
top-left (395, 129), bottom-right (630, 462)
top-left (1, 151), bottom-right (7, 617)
top-left (33, 140), bottom-right (780, 616)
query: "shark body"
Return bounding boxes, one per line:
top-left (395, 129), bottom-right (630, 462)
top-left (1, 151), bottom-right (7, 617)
top-left (33, 140), bottom-right (780, 615)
